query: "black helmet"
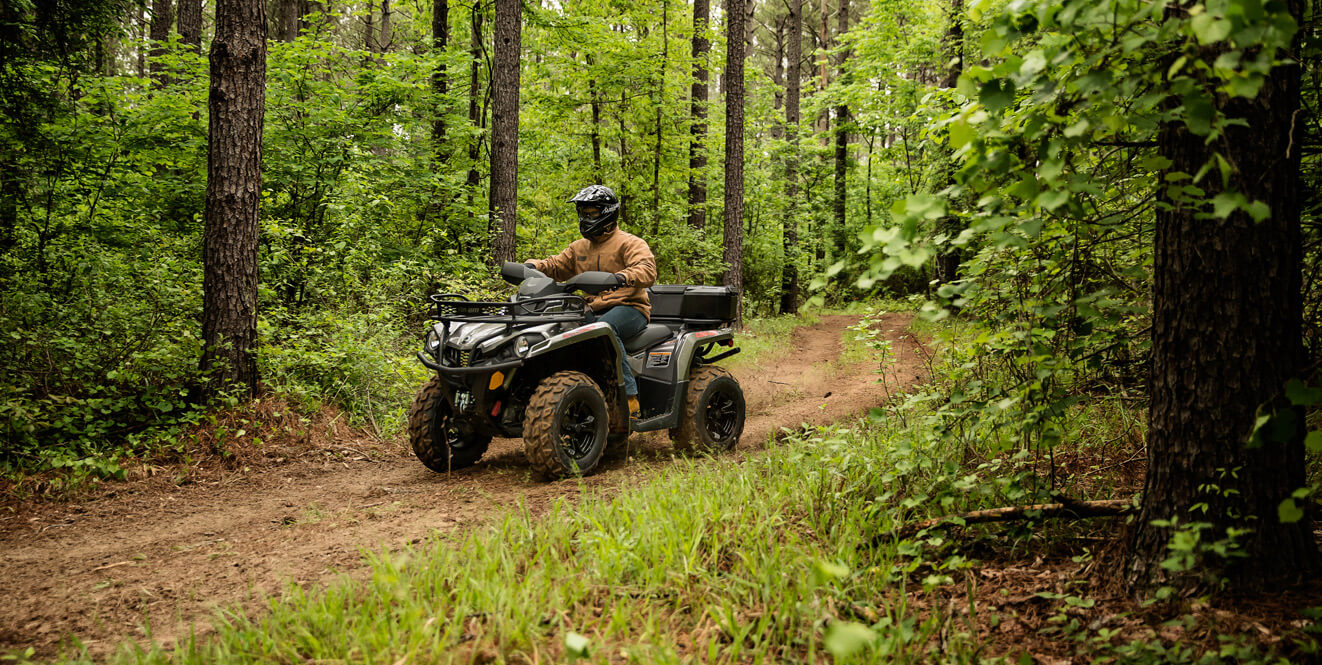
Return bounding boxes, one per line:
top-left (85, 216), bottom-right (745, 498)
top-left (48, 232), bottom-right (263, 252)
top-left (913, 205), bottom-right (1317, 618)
top-left (569, 184), bottom-right (621, 238)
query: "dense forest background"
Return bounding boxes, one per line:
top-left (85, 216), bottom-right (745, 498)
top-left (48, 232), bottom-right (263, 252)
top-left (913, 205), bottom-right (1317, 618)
top-left (2, 0), bottom-right (1320, 533)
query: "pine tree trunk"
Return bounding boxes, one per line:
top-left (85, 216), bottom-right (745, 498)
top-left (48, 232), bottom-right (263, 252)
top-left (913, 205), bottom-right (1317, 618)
top-left (779, 0), bottom-right (802, 314)
top-left (364, 6), bottom-right (375, 52)
top-left (379, 0), bottom-right (392, 52)
top-left (149, 0), bottom-right (173, 81)
top-left (177, 0), bottom-right (202, 51)
top-left (686, 0), bottom-right (710, 233)
top-left (723, 0), bottom-right (746, 323)
top-left (277, 0), bottom-right (299, 41)
top-left (488, 0), bottom-right (520, 264)
top-left (1127, 0), bottom-right (1320, 592)
top-left (200, 0), bottom-right (266, 399)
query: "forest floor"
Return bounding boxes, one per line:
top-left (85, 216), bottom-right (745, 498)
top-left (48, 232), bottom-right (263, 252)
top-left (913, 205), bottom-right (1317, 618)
top-left (0, 313), bottom-right (930, 658)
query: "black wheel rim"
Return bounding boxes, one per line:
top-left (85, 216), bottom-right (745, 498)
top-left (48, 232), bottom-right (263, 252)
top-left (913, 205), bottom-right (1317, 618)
top-left (704, 386), bottom-right (739, 441)
top-left (435, 406), bottom-right (472, 450)
top-left (559, 396), bottom-right (600, 460)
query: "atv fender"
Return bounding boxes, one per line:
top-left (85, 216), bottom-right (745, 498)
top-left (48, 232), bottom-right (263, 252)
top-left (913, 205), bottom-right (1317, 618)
top-left (525, 322), bottom-right (625, 388)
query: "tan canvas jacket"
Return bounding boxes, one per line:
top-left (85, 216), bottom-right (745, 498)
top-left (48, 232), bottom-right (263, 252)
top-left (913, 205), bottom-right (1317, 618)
top-left (531, 228), bottom-right (657, 318)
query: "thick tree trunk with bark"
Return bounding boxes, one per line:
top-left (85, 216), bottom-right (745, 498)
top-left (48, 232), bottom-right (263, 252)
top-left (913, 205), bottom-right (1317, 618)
top-left (779, 0), bottom-right (802, 314)
top-left (686, 0), bottom-right (710, 232)
top-left (1127, 0), bottom-right (1320, 591)
top-left (488, 0), bottom-right (520, 264)
top-left (200, 0), bottom-right (266, 399)
top-left (723, 0), bottom-right (746, 323)
top-left (177, 0), bottom-right (202, 51)
top-left (934, 0), bottom-right (963, 287)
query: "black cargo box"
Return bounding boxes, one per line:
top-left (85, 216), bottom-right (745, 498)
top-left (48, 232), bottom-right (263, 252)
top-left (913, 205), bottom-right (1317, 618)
top-left (648, 285), bottom-right (738, 323)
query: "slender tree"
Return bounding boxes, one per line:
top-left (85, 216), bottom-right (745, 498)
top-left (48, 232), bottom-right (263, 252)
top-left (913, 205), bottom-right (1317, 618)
top-left (1127, 0), bottom-right (1320, 591)
top-left (831, 0), bottom-right (849, 261)
top-left (277, 0), bottom-right (300, 42)
top-left (723, 0), bottom-right (747, 322)
top-left (933, 0), bottom-right (963, 287)
top-left (686, 0), bottom-right (710, 232)
top-left (432, 0), bottom-right (449, 154)
top-left (489, 0), bottom-right (520, 264)
top-left (200, 0), bottom-right (266, 398)
top-left (380, 0), bottom-right (393, 51)
top-left (779, 0), bottom-right (802, 314)
top-left (650, 0), bottom-right (669, 234)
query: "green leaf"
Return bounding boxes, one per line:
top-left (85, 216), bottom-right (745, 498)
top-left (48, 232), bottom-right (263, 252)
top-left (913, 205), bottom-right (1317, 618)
top-left (1183, 93), bottom-right (1215, 136)
top-left (1245, 200), bottom-right (1271, 222)
top-left (1306, 431), bottom-right (1322, 453)
top-left (824, 622), bottom-right (876, 658)
top-left (1191, 13), bottom-right (1232, 44)
top-left (1036, 189), bottom-right (1069, 211)
top-left (948, 118), bottom-right (973, 149)
top-left (1285, 380), bottom-right (1322, 406)
top-left (1211, 192), bottom-right (1244, 219)
top-left (979, 79), bottom-right (1016, 113)
top-left (564, 632), bottom-right (590, 658)
top-left (1278, 498), bottom-right (1304, 524)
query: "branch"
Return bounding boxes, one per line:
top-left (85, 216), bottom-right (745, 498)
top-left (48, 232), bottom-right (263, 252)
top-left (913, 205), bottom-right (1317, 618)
top-left (889, 499), bottom-right (1132, 540)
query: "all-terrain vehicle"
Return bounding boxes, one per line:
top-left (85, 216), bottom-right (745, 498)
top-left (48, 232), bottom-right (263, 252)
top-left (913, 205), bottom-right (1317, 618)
top-left (408, 262), bottom-right (746, 479)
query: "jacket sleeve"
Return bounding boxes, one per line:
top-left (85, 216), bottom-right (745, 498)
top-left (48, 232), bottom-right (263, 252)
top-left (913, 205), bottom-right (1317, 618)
top-left (534, 245), bottom-right (578, 281)
top-left (615, 237), bottom-right (657, 288)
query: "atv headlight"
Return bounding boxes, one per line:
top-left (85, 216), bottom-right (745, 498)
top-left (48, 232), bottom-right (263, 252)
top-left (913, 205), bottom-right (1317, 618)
top-left (424, 329), bottom-right (442, 356)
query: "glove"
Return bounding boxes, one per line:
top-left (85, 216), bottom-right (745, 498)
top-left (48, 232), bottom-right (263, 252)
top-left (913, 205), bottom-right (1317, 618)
top-left (524, 261), bottom-right (538, 271)
top-left (613, 273), bottom-right (627, 288)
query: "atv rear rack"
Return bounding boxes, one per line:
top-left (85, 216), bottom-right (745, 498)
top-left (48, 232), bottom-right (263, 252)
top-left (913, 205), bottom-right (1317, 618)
top-left (427, 293), bottom-right (589, 325)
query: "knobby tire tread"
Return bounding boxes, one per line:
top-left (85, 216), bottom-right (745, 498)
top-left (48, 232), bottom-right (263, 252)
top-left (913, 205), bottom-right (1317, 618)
top-left (672, 365), bottom-right (744, 454)
top-left (523, 370), bottom-right (607, 480)
top-left (409, 375), bottom-right (490, 472)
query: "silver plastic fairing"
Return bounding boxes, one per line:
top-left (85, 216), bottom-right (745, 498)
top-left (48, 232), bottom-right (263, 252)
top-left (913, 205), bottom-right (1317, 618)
top-left (525, 322), bottom-right (625, 385)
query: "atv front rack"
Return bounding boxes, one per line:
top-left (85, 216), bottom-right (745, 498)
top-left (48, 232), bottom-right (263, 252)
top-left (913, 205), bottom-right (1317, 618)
top-left (427, 293), bottom-right (589, 325)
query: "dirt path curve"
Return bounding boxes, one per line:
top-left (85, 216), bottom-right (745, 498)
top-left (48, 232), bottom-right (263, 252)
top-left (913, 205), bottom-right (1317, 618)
top-left (0, 313), bottom-right (927, 657)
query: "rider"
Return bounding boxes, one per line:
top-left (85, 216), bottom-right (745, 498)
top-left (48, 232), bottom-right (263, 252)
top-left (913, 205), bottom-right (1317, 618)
top-left (525, 185), bottom-right (656, 419)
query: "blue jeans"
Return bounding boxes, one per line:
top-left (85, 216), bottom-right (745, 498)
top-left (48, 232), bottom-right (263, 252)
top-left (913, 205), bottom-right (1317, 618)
top-left (586, 306), bottom-right (647, 396)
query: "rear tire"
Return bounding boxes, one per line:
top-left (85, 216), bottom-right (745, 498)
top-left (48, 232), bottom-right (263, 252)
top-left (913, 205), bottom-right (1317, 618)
top-left (409, 376), bottom-right (492, 472)
top-left (671, 366), bottom-right (745, 454)
top-left (524, 371), bottom-right (610, 480)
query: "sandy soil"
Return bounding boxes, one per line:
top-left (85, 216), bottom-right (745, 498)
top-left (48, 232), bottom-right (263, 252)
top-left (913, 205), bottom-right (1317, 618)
top-left (0, 313), bottom-right (928, 658)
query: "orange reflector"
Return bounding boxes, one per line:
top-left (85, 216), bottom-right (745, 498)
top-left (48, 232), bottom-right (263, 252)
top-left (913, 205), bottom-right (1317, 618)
top-left (489, 371), bottom-right (505, 391)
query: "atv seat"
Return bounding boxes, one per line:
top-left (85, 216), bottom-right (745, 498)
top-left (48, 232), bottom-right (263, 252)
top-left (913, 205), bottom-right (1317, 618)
top-left (623, 324), bottom-right (673, 353)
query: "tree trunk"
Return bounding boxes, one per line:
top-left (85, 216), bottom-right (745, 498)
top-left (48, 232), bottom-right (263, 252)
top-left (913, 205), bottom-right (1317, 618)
top-left (200, 0), bottom-right (266, 399)
top-left (177, 0), bottom-right (202, 51)
top-left (590, 70), bottom-right (603, 182)
top-left (466, 1), bottom-right (485, 230)
top-left (364, 5), bottom-right (375, 52)
top-left (933, 0), bottom-right (963, 287)
top-left (723, 0), bottom-right (746, 323)
top-left (149, 0), bottom-right (173, 81)
top-left (831, 0), bottom-right (849, 261)
top-left (686, 0), bottom-right (710, 233)
top-left (277, 0), bottom-right (299, 41)
top-left (488, 0), bottom-right (520, 264)
top-left (651, 0), bottom-right (668, 234)
top-left (1127, 0), bottom-right (1320, 592)
top-left (432, 0), bottom-right (449, 157)
top-left (379, 0), bottom-right (392, 52)
top-left (779, 0), bottom-right (802, 314)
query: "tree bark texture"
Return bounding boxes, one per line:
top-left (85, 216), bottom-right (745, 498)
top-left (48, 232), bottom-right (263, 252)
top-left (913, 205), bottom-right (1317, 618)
top-left (177, 0), bottom-right (202, 51)
top-left (380, 0), bottom-right (392, 52)
top-left (779, 0), bottom-right (802, 314)
top-left (200, 0), bottom-right (266, 398)
top-left (934, 0), bottom-right (963, 287)
top-left (1128, 0), bottom-right (1319, 591)
top-left (488, 0), bottom-right (520, 264)
top-left (277, 0), bottom-right (299, 42)
top-left (723, 0), bottom-right (746, 323)
top-left (466, 3), bottom-right (484, 205)
top-left (686, 0), bottom-right (710, 232)
top-left (149, 0), bottom-right (173, 80)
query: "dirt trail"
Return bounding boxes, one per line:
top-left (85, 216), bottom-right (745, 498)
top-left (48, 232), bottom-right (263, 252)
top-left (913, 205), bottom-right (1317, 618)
top-left (0, 313), bottom-right (927, 657)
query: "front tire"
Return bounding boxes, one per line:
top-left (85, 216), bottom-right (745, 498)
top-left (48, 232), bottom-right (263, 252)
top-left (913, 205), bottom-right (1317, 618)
top-left (523, 371), bottom-right (610, 480)
top-left (409, 376), bottom-right (492, 472)
top-left (671, 366), bottom-right (745, 454)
